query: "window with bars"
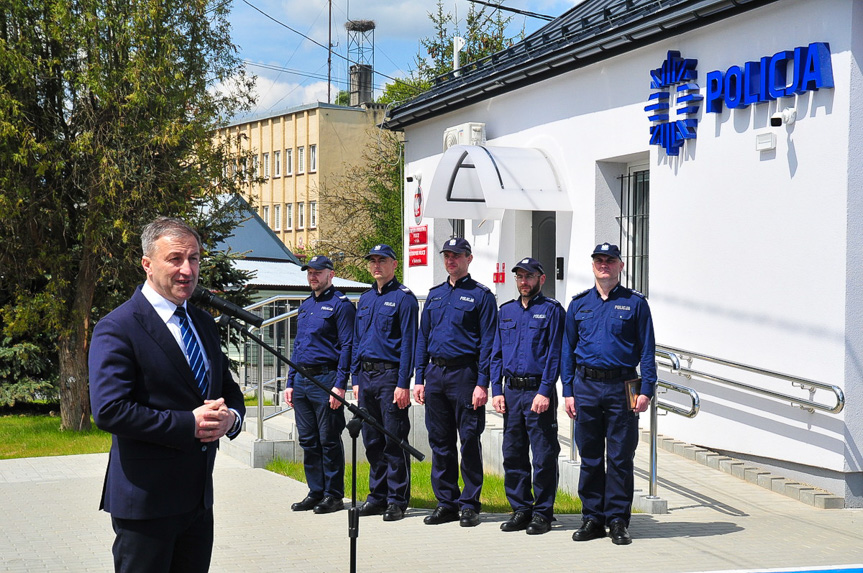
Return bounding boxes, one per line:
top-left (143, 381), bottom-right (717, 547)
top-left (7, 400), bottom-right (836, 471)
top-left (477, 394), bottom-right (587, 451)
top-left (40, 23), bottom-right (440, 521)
top-left (619, 167), bottom-right (650, 295)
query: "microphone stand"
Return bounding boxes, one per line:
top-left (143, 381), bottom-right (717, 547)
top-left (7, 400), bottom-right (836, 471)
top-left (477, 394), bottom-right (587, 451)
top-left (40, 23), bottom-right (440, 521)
top-left (215, 314), bottom-right (425, 573)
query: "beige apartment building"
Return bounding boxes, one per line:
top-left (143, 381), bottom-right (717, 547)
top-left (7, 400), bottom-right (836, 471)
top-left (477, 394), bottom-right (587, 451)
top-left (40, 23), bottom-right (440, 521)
top-left (217, 102), bottom-right (386, 259)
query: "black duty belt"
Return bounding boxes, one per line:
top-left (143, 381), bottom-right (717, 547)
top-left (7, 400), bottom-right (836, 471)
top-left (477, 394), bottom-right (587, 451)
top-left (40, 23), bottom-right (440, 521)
top-left (300, 363), bottom-right (338, 376)
top-left (362, 360), bottom-right (399, 373)
top-left (580, 366), bottom-right (632, 381)
top-left (431, 355), bottom-right (478, 368)
top-left (506, 376), bottom-right (541, 390)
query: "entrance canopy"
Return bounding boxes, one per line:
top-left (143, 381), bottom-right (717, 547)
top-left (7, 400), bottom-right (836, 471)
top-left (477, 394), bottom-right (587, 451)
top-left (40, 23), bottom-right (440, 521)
top-left (424, 145), bottom-right (571, 220)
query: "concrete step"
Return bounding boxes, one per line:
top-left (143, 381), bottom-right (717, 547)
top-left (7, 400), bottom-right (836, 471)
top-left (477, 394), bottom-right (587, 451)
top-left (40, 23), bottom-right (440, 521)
top-left (647, 431), bottom-right (844, 509)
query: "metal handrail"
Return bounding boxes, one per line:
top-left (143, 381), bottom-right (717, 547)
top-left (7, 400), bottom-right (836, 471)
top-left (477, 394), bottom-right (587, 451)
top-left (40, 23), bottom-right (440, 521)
top-left (657, 344), bottom-right (845, 414)
top-left (567, 350), bottom-right (700, 501)
top-left (645, 378), bottom-right (700, 498)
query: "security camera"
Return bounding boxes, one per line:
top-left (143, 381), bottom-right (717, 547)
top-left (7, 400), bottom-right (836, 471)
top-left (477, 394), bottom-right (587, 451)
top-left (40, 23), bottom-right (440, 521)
top-left (406, 176), bottom-right (414, 182)
top-left (771, 108), bottom-right (797, 127)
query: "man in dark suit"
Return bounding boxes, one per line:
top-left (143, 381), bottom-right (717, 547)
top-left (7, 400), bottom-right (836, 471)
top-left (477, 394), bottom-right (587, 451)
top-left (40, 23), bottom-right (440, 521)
top-left (89, 216), bottom-right (246, 573)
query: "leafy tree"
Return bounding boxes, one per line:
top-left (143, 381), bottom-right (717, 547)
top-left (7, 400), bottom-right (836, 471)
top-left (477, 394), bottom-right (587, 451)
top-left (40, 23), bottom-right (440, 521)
top-left (0, 1), bottom-right (256, 429)
top-left (334, 89), bottom-right (351, 107)
top-left (379, 0), bottom-right (518, 106)
top-left (316, 129), bottom-right (404, 283)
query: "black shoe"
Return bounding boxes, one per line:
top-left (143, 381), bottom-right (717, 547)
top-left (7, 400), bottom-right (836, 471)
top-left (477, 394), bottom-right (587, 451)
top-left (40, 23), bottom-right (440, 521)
top-left (572, 519), bottom-right (607, 541)
top-left (424, 506), bottom-right (460, 525)
top-left (358, 501), bottom-right (386, 517)
top-left (382, 503), bottom-right (405, 522)
top-left (526, 514), bottom-right (551, 535)
top-left (291, 495), bottom-right (322, 512)
top-left (609, 520), bottom-right (632, 545)
top-left (313, 496), bottom-right (344, 514)
top-left (500, 510), bottom-right (531, 532)
top-left (459, 508), bottom-right (480, 527)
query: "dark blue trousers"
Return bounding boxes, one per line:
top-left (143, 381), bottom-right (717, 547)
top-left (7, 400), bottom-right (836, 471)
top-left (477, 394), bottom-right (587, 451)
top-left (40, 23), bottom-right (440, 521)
top-left (111, 504), bottom-right (212, 573)
top-left (573, 376), bottom-right (640, 526)
top-left (293, 370), bottom-right (346, 499)
top-left (357, 369), bottom-right (412, 508)
top-left (501, 387), bottom-right (560, 520)
top-left (423, 362), bottom-right (485, 512)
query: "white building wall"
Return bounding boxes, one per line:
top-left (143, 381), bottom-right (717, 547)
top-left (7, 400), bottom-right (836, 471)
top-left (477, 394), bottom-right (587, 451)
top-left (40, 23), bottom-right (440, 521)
top-left (400, 0), bottom-right (861, 501)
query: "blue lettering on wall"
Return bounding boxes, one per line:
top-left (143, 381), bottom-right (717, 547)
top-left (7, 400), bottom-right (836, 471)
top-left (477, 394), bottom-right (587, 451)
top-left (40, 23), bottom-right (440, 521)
top-left (705, 42), bottom-right (833, 114)
top-left (645, 51), bottom-right (702, 156)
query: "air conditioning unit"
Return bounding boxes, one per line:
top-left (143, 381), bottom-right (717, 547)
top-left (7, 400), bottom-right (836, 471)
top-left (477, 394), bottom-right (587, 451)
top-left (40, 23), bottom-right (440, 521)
top-left (443, 122), bottom-right (486, 151)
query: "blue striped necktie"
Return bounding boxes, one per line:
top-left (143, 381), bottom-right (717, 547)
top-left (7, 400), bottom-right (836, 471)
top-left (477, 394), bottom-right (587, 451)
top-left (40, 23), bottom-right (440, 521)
top-left (174, 306), bottom-right (209, 396)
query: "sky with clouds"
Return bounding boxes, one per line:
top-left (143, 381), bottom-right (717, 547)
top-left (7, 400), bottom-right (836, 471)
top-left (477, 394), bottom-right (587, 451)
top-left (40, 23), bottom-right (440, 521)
top-left (227, 0), bottom-right (583, 117)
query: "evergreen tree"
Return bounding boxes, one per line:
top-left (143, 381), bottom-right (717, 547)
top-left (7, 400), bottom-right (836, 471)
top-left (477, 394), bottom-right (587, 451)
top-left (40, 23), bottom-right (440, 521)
top-left (0, 1), bottom-right (256, 426)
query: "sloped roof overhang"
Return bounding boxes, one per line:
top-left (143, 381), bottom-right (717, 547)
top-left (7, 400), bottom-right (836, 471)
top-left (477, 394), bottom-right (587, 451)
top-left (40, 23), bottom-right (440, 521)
top-left (384, 0), bottom-right (781, 131)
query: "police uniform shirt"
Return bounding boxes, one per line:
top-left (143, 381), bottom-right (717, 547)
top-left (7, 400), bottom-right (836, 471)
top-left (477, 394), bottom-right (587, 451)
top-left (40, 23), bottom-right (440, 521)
top-left (560, 284), bottom-right (657, 398)
top-left (287, 286), bottom-right (355, 389)
top-left (351, 278), bottom-right (419, 389)
top-left (415, 274), bottom-right (498, 387)
top-left (490, 293), bottom-right (565, 398)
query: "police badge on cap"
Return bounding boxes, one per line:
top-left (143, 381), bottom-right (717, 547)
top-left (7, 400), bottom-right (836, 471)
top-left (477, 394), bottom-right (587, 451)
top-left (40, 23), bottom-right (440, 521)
top-left (591, 243), bottom-right (622, 260)
top-left (512, 257), bottom-right (544, 275)
top-left (439, 237), bottom-right (472, 254)
top-left (301, 255), bottom-right (335, 271)
top-left (364, 244), bottom-right (397, 260)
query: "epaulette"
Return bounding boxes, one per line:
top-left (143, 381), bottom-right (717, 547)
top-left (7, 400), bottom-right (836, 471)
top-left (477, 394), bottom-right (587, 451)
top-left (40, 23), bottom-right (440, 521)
top-left (546, 297), bottom-right (564, 307)
top-left (474, 281), bottom-right (491, 293)
top-left (338, 294), bottom-right (350, 302)
top-left (500, 299), bottom-right (519, 309)
top-left (572, 288), bottom-right (591, 300)
top-left (629, 288), bottom-right (647, 299)
top-left (399, 284), bottom-right (417, 299)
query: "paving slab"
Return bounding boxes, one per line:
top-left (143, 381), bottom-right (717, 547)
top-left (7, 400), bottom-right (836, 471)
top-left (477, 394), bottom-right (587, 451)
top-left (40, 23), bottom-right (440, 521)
top-left (2, 444), bottom-right (862, 572)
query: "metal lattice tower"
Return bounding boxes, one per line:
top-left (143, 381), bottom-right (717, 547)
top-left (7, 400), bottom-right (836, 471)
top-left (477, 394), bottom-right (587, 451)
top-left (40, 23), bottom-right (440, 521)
top-left (345, 19), bottom-right (375, 106)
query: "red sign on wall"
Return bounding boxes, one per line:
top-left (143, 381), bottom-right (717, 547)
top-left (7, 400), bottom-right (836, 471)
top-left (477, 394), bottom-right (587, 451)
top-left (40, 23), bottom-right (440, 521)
top-left (408, 246), bottom-right (428, 267)
top-left (409, 225), bottom-right (428, 246)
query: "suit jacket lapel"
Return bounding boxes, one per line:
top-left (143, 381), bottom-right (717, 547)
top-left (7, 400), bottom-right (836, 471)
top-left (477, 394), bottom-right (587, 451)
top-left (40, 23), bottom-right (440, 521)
top-left (130, 287), bottom-right (202, 397)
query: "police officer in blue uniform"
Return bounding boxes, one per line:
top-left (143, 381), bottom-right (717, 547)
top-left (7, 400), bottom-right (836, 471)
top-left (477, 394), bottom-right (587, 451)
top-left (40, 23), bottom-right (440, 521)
top-left (352, 244), bottom-right (418, 522)
top-left (414, 237), bottom-right (497, 527)
top-left (284, 255), bottom-right (355, 515)
top-left (562, 243), bottom-right (656, 545)
top-left (491, 257), bottom-right (564, 535)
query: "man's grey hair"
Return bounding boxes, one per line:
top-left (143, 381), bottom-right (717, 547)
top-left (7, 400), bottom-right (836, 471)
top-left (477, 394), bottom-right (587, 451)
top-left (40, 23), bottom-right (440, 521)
top-left (141, 217), bottom-right (202, 257)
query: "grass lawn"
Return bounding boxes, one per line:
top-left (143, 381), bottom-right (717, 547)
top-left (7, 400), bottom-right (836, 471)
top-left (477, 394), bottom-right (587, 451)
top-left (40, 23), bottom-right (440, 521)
top-left (1, 402), bottom-right (583, 516)
top-left (0, 405), bottom-right (112, 460)
top-left (267, 458), bottom-right (583, 514)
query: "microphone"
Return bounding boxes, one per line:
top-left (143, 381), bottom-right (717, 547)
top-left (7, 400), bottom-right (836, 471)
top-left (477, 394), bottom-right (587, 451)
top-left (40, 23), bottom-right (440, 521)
top-left (191, 285), bottom-right (264, 328)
